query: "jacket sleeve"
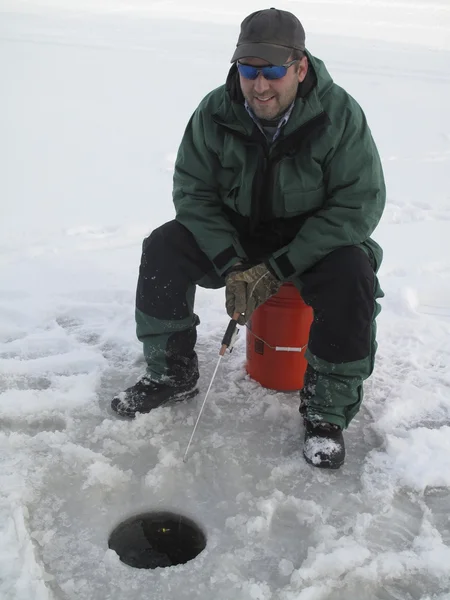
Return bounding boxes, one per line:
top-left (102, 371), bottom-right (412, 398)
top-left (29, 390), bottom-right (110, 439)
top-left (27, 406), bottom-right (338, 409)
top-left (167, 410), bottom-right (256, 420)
top-left (173, 106), bottom-right (247, 276)
top-left (267, 101), bottom-right (386, 280)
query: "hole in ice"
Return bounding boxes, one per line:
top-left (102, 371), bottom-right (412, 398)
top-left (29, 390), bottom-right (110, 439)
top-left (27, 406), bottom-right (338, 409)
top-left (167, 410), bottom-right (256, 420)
top-left (108, 511), bottom-right (206, 569)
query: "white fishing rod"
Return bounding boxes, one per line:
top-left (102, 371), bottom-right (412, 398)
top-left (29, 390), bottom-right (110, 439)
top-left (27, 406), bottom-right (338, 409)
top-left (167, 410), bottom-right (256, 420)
top-left (183, 312), bottom-right (240, 463)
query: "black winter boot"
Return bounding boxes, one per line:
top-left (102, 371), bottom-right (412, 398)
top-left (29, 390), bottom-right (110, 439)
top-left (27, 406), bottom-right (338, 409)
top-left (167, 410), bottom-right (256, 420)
top-left (303, 420), bottom-right (345, 469)
top-left (111, 376), bottom-right (198, 418)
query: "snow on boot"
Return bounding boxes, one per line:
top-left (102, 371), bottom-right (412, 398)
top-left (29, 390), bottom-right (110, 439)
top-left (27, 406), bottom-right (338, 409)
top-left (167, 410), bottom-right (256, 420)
top-left (303, 420), bottom-right (345, 469)
top-left (111, 376), bottom-right (198, 418)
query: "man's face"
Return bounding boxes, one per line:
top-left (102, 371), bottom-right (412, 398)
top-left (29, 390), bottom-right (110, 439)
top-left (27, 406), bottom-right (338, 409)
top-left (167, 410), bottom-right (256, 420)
top-left (238, 56), bottom-right (308, 120)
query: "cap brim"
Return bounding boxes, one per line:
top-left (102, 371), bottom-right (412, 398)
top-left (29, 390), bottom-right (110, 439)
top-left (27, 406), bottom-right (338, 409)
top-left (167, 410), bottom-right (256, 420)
top-left (230, 43), bottom-right (292, 65)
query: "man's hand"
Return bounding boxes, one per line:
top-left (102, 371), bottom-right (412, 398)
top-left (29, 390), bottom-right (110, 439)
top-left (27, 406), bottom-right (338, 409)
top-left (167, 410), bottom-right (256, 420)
top-left (225, 263), bottom-right (282, 325)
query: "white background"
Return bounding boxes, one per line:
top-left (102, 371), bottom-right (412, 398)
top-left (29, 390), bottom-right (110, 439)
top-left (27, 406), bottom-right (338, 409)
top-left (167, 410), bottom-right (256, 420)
top-left (1, 1), bottom-right (450, 599)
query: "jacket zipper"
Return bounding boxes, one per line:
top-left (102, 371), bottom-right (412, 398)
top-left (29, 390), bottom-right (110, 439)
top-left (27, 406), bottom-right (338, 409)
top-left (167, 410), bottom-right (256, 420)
top-left (214, 111), bottom-right (329, 232)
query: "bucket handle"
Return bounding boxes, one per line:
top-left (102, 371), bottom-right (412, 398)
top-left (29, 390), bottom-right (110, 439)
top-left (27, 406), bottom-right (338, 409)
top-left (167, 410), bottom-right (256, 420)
top-left (245, 324), bottom-right (307, 353)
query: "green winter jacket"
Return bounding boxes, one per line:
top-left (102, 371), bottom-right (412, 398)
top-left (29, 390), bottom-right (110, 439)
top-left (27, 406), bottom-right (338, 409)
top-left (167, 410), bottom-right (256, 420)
top-left (173, 52), bottom-right (385, 280)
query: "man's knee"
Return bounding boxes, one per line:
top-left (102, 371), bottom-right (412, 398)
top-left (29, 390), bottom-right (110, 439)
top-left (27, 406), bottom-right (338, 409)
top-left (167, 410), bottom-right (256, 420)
top-left (319, 246), bottom-right (373, 281)
top-left (301, 246), bottom-right (374, 300)
top-left (143, 220), bottom-right (192, 256)
top-left (141, 220), bottom-right (213, 277)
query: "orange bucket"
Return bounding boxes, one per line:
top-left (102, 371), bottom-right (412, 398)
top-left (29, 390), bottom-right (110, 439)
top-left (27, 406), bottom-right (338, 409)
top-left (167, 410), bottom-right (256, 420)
top-left (246, 283), bottom-right (313, 391)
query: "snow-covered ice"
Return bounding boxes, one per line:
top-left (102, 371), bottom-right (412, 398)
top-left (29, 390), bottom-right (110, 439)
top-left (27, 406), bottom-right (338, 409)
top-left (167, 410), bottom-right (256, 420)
top-left (1, 1), bottom-right (450, 598)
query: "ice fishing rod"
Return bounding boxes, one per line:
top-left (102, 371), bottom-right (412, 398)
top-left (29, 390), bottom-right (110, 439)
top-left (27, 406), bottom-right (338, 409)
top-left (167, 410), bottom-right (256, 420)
top-left (183, 312), bottom-right (240, 463)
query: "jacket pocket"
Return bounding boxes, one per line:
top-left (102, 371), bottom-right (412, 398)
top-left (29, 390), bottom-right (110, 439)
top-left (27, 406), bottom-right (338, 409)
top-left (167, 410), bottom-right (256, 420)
top-left (283, 186), bottom-right (325, 215)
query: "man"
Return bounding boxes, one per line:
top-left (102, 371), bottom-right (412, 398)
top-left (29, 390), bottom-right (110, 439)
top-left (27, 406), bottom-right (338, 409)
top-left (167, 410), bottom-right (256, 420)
top-left (111, 8), bottom-right (385, 470)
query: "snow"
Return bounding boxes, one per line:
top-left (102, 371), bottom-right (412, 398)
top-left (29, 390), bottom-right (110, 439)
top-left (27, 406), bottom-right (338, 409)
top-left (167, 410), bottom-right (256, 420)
top-left (369, 427), bottom-right (450, 490)
top-left (1, 0), bottom-right (450, 599)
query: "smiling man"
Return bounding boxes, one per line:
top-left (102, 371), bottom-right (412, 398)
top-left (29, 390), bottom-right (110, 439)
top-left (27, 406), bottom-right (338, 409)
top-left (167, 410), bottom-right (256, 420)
top-left (111, 8), bottom-right (385, 471)
top-left (239, 55), bottom-right (307, 120)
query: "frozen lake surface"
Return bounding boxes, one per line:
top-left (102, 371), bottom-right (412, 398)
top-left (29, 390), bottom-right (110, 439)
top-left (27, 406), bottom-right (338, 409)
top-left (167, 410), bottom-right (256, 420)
top-left (1, 1), bottom-right (450, 598)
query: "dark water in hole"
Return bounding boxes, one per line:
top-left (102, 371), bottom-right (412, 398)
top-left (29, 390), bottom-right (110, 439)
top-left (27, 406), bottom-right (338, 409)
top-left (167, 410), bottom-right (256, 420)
top-left (108, 511), bottom-right (207, 569)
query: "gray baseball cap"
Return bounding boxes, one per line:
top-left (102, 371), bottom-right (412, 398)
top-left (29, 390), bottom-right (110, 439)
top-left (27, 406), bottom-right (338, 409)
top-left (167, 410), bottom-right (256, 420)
top-left (231, 8), bottom-right (306, 65)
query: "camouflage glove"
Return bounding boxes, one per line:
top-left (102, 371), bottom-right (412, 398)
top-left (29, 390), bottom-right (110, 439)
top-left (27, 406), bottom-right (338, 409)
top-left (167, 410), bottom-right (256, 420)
top-left (225, 263), bottom-right (282, 325)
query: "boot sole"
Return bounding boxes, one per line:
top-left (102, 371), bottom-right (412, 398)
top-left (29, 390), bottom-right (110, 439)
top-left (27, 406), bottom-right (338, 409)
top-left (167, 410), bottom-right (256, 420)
top-left (111, 387), bottom-right (199, 418)
top-left (303, 450), bottom-right (344, 470)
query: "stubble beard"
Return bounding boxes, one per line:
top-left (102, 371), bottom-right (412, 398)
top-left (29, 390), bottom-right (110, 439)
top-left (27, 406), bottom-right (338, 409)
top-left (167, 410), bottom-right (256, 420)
top-left (250, 96), bottom-right (280, 120)
top-left (246, 83), bottom-right (298, 121)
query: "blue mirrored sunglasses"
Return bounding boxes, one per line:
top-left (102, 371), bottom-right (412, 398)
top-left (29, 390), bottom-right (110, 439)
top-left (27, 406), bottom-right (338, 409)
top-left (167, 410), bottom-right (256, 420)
top-left (237, 59), bottom-right (298, 81)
